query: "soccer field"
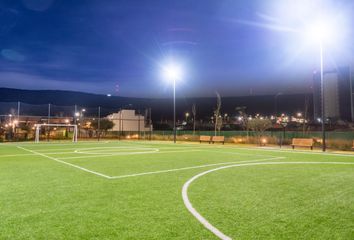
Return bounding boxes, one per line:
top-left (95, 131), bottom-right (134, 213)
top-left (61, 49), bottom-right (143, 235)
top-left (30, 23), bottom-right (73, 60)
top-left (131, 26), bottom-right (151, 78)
top-left (1, 141), bottom-right (353, 239)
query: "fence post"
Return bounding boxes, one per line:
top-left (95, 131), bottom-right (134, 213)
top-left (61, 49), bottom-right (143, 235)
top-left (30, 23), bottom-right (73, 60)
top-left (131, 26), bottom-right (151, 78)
top-left (98, 106), bottom-right (101, 141)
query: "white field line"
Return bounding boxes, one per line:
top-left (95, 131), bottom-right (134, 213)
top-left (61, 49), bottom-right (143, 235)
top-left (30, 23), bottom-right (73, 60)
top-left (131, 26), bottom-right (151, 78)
top-left (73, 146), bottom-right (159, 154)
top-left (239, 147), bottom-right (354, 157)
top-left (59, 147), bottom-right (274, 160)
top-left (26, 146), bottom-right (155, 153)
top-left (28, 147), bottom-right (112, 152)
top-left (0, 153), bottom-right (37, 158)
top-left (58, 149), bottom-right (204, 160)
top-left (16, 146), bottom-right (111, 179)
top-left (202, 149), bottom-right (278, 158)
top-left (15, 146), bottom-right (283, 180)
top-left (209, 145), bottom-right (354, 157)
top-left (110, 157), bottom-right (284, 179)
top-left (22, 145), bottom-right (196, 154)
top-left (126, 141), bottom-right (354, 157)
top-left (182, 161), bottom-right (354, 240)
top-left (12, 141), bottom-right (111, 147)
top-left (0, 152), bottom-right (81, 158)
top-left (74, 148), bottom-right (159, 155)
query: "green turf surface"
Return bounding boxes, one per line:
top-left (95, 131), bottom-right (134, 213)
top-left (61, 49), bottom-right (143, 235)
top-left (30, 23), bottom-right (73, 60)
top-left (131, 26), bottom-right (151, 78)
top-left (0, 141), bottom-right (353, 239)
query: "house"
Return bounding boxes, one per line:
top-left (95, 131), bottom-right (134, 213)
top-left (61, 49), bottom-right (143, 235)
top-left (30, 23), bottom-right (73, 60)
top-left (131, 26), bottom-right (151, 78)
top-left (106, 109), bottom-right (151, 132)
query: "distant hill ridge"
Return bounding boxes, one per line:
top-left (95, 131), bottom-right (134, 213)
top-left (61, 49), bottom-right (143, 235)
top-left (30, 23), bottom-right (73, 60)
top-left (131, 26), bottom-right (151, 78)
top-left (0, 88), bottom-right (313, 120)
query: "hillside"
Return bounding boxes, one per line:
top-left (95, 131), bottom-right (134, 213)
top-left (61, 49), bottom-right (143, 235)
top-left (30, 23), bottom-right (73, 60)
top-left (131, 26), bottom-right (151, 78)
top-left (0, 88), bottom-right (313, 120)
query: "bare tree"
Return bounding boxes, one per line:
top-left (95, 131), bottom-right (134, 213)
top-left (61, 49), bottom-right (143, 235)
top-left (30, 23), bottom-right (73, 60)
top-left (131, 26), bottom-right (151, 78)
top-left (214, 92), bottom-right (222, 136)
top-left (247, 118), bottom-right (273, 145)
top-left (236, 106), bottom-right (250, 138)
top-left (192, 103), bottom-right (196, 135)
top-left (216, 115), bottom-right (223, 132)
top-left (302, 96), bottom-right (310, 135)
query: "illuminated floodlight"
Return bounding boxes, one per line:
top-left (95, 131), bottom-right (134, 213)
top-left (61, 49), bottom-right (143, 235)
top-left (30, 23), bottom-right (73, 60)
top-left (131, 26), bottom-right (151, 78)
top-left (161, 60), bottom-right (184, 144)
top-left (162, 63), bottom-right (183, 82)
top-left (304, 18), bottom-right (336, 45)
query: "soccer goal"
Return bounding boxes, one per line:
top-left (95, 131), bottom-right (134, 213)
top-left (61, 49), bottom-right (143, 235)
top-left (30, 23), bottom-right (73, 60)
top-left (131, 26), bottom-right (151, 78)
top-left (34, 124), bottom-right (78, 143)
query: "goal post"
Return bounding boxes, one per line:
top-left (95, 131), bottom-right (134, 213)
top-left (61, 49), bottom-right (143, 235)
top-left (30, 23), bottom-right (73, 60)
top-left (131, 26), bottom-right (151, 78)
top-left (34, 124), bottom-right (78, 143)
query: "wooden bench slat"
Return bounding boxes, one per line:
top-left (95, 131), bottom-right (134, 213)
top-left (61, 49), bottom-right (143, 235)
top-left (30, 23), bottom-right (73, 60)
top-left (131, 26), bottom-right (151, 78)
top-left (199, 135), bottom-right (211, 144)
top-left (211, 136), bottom-right (225, 144)
top-left (291, 138), bottom-right (314, 150)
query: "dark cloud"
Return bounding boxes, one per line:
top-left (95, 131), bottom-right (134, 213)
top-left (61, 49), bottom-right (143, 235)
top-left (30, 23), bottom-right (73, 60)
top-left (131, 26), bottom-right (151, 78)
top-left (0, 0), bottom-right (352, 97)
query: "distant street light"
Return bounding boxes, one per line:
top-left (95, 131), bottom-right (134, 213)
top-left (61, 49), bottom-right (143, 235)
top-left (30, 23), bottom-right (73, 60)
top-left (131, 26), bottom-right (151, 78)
top-left (162, 62), bottom-right (183, 143)
top-left (185, 112), bottom-right (189, 122)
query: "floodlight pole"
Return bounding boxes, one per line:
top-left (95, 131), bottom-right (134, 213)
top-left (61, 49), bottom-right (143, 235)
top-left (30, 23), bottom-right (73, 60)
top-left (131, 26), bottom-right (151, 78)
top-left (173, 79), bottom-right (176, 143)
top-left (320, 41), bottom-right (326, 152)
top-left (48, 103), bottom-right (51, 124)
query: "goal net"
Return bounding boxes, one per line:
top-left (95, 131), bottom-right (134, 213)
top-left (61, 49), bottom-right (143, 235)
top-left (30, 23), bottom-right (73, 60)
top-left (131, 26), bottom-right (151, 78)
top-left (34, 124), bottom-right (78, 143)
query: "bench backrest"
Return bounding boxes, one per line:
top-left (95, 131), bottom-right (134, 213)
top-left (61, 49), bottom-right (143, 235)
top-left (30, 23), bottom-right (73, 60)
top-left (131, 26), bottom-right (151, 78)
top-left (292, 138), bottom-right (314, 146)
top-left (212, 136), bottom-right (225, 142)
top-left (200, 135), bottom-right (211, 141)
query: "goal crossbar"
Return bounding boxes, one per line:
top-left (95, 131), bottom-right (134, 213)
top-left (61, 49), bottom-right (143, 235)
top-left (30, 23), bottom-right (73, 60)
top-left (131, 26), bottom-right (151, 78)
top-left (34, 124), bottom-right (78, 143)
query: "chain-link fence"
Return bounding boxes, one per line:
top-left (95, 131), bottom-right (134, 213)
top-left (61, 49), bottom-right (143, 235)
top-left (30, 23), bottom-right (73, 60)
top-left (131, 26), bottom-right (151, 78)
top-left (0, 102), bottom-right (152, 142)
top-left (0, 101), bottom-right (353, 150)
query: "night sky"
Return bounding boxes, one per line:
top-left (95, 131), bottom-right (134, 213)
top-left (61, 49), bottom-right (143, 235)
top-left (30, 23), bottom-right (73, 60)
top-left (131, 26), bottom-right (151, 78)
top-left (0, 0), bottom-right (353, 98)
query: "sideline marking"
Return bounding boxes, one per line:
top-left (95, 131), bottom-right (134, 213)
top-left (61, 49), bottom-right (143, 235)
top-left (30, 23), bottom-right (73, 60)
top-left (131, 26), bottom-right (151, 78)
top-left (0, 152), bottom-right (80, 158)
top-left (13, 141), bottom-right (110, 147)
top-left (133, 141), bottom-right (354, 157)
top-left (0, 153), bottom-right (37, 158)
top-left (110, 157), bottom-right (284, 179)
top-left (17, 146), bottom-right (111, 179)
top-left (215, 146), bottom-right (354, 157)
top-left (74, 146), bottom-right (159, 155)
top-left (182, 161), bottom-right (354, 240)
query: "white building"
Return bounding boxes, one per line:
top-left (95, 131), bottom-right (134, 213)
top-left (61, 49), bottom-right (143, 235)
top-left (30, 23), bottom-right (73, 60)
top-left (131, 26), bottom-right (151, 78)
top-left (107, 109), bottom-right (151, 132)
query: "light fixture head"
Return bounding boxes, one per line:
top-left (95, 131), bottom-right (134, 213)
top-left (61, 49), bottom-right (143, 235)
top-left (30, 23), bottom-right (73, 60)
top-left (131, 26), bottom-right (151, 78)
top-left (162, 63), bottom-right (183, 82)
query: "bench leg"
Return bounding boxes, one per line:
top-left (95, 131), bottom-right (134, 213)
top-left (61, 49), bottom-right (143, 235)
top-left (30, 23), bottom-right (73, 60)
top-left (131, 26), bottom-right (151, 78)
top-left (292, 146), bottom-right (295, 150)
top-left (311, 146), bottom-right (313, 150)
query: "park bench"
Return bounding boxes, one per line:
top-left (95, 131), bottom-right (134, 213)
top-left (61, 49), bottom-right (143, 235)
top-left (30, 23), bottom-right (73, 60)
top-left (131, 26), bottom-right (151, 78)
top-left (352, 140), bottom-right (354, 150)
top-left (211, 136), bottom-right (225, 144)
top-left (291, 138), bottom-right (314, 150)
top-left (199, 135), bottom-right (211, 143)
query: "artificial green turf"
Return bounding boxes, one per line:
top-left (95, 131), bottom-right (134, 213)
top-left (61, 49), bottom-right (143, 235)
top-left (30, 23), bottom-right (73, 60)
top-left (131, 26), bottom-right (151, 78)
top-left (189, 164), bottom-right (354, 239)
top-left (0, 141), bottom-right (353, 239)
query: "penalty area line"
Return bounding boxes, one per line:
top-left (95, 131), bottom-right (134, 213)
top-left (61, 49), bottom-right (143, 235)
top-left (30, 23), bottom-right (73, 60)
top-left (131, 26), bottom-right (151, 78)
top-left (58, 149), bottom-right (203, 160)
top-left (17, 146), bottom-right (111, 179)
